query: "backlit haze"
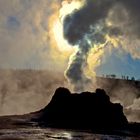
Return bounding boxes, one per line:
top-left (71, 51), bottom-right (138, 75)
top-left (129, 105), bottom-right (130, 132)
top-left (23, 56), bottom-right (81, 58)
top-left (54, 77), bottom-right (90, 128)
top-left (0, 0), bottom-right (140, 121)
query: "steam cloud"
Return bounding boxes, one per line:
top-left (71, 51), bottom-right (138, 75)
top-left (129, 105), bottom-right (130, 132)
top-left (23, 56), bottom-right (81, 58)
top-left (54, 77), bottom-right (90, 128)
top-left (63, 0), bottom-right (140, 91)
top-left (0, 70), bottom-right (66, 116)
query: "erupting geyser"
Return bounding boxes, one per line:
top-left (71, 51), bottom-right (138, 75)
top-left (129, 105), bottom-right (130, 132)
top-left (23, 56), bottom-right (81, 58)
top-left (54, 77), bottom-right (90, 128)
top-left (52, 0), bottom-right (140, 91)
top-left (62, 0), bottom-right (120, 91)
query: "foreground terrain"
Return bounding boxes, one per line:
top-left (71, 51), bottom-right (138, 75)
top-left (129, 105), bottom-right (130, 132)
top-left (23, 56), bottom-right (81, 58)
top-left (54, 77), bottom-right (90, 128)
top-left (0, 87), bottom-right (139, 139)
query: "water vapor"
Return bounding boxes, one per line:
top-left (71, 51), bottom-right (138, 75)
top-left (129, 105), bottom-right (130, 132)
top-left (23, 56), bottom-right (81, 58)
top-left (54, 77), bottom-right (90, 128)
top-left (62, 0), bottom-right (140, 90)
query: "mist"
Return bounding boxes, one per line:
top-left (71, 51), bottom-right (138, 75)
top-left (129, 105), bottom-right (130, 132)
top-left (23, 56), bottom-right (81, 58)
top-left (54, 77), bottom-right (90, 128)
top-left (95, 77), bottom-right (140, 122)
top-left (0, 69), bottom-right (66, 116)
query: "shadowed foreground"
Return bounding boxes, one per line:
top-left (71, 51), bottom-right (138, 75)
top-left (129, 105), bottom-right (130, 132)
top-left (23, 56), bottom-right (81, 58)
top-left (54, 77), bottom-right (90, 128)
top-left (31, 87), bottom-right (139, 137)
top-left (0, 87), bottom-right (140, 138)
top-left (35, 88), bottom-right (128, 129)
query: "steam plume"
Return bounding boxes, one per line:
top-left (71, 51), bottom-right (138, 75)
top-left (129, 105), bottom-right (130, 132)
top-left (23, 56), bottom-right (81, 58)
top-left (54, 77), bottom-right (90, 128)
top-left (63, 0), bottom-right (115, 90)
top-left (62, 0), bottom-right (140, 90)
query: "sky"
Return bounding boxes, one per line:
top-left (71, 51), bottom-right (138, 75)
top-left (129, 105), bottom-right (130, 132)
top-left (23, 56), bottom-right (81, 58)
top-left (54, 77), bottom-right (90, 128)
top-left (96, 47), bottom-right (140, 80)
top-left (0, 0), bottom-right (140, 81)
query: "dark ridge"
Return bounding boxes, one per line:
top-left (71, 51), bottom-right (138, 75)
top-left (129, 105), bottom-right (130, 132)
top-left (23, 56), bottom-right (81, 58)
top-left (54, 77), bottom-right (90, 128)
top-left (33, 87), bottom-right (128, 132)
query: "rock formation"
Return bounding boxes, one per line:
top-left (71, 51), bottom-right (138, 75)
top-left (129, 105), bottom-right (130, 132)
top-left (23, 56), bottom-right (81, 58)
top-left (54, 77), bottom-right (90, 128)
top-left (35, 87), bottom-right (128, 131)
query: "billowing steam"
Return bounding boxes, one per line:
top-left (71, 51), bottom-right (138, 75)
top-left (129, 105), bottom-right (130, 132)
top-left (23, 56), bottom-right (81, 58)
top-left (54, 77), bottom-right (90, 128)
top-left (60, 0), bottom-right (140, 91)
top-left (63, 0), bottom-right (114, 91)
top-left (0, 69), bottom-right (66, 115)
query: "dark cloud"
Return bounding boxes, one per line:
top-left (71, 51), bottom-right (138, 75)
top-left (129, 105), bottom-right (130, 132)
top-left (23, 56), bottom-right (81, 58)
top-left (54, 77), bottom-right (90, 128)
top-left (63, 0), bottom-right (115, 90)
top-left (64, 0), bottom-right (140, 46)
top-left (63, 0), bottom-right (114, 45)
top-left (63, 0), bottom-right (140, 90)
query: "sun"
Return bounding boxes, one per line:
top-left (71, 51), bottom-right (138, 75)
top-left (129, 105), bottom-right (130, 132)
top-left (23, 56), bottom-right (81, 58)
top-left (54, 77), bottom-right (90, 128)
top-left (52, 0), bottom-right (83, 52)
top-left (53, 19), bottom-right (74, 52)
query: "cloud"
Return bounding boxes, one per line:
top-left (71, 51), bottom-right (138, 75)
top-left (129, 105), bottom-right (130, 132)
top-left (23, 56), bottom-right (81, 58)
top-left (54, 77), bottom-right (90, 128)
top-left (62, 0), bottom-right (140, 90)
top-left (0, 0), bottom-right (65, 70)
top-left (63, 0), bottom-right (114, 45)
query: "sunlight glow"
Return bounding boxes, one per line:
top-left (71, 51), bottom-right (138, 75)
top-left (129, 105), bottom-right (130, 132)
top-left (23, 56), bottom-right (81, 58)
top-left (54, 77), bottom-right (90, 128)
top-left (52, 0), bottom-right (83, 52)
top-left (47, 0), bottom-right (84, 66)
top-left (53, 20), bottom-right (74, 52)
top-left (48, 131), bottom-right (72, 140)
top-left (53, 0), bottom-right (82, 52)
top-left (60, 0), bottom-right (83, 21)
top-left (86, 44), bottom-right (105, 78)
top-left (105, 34), bottom-right (121, 48)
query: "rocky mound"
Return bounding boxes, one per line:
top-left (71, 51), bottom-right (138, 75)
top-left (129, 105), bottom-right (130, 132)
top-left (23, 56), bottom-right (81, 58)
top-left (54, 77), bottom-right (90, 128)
top-left (34, 87), bottom-right (128, 131)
